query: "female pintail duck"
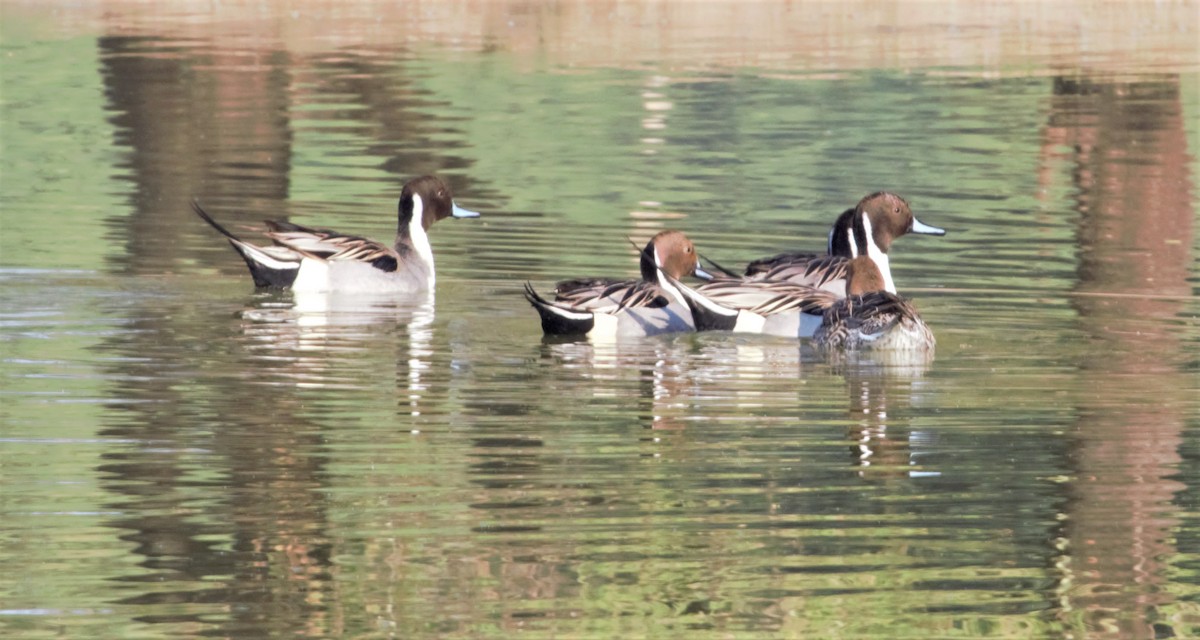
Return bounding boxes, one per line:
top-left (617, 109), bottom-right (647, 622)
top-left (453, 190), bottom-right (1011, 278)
top-left (523, 230), bottom-right (713, 338)
top-left (812, 256), bottom-right (935, 352)
top-left (665, 270), bottom-right (840, 338)
top-left (192, 175), bottom-right (479, 293)
top-left (708, 192), bottom-right (944, 296)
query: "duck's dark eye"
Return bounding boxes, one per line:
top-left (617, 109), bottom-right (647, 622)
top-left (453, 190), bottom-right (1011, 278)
top-left (894, 206), bottom-right (901, 214)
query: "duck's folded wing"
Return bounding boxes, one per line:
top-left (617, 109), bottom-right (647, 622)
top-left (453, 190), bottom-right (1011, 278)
top-left (549, 278), bottom-right (670, 312)
top-left (743, 251), bottom-right (822, 277)
top-left (748, 254), bottom-right (849, 289)
top-left (554, 277), bottom-right (627, 305)
top-left (554, 280), bottom-right (664, 313)
top-left (695, 279), bottom-right (839, 317)
top-left (264, 222), bottom-right (398, 271)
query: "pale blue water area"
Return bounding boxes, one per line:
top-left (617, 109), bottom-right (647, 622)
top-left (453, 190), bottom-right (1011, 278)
top-left (1, 3), bottom-right (1199, 638)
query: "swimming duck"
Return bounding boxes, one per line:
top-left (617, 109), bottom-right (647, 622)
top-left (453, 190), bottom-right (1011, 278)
top-left (710, 192), bottom-right (944, 296)
top-left (524, 230), bottom-right (713, 338)
top-left (812, 256), bottom-right (935, 352)
top-left (193, 175), bottom-right (479, 293)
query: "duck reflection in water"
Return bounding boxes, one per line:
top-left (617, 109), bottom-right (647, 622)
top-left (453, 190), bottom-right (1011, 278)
top-left (827, 357), bottom-right (937, 480)
top-left (238, 289), bottom-right (436, 417)
top-left (534, 336), bottom-right (698, 432)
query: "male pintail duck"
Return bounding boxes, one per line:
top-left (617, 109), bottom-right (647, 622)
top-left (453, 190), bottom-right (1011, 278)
top-left (812, 256), bottom-right (935, 352)
top-left (524, 230), bottom-right (713, 338)
top-left (192, 175), bottom-right (479, 293)
top-left (666, 271), bottom-right (840, 338)
top-left (709, 192), bottom-right (944, 296)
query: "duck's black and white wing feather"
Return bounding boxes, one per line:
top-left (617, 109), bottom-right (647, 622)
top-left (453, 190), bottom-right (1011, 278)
top-left (694, 278), bottom-right (839, 317)
top-left (264, 221), bottom-right (399, 272)
top-left (744, 253), bottom-right (850, 290)
top-left (556, 278), bottom-right (671, 313)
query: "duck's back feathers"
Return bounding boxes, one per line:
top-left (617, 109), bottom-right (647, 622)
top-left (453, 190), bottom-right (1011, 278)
top-left (742, 253), bottom-right (850, 293)
top-left (554, 277), bottom-right (627, 305)
top-left (263, 222), bottom-right (399, 271)
top-left (743, 251), bottom-right (822, 277)
top-left (695, 278), bottom-right (839, 317)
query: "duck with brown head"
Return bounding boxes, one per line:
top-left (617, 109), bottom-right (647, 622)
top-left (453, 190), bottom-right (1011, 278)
top-left (192, 175), bottom-right (479, 293)
top-left (523, 230), bottom-right (714, 339)
top-left (737, 191), bottom-right (945, 296)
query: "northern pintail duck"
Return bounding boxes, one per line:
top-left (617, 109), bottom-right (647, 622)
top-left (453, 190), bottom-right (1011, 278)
top-left (193, 175), bottom-right (480, 293)
top-left (523, 230), bottom-right (713, 338)
top-left (812, 256), bottom-right (935, 352)
top-left (714, 192), bottom-right (944, 296)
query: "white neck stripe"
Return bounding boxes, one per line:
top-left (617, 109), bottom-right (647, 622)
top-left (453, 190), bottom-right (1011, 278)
top-left (656, 268), bottom-right (685, 306)
top-left (408, 194), bottom-right (436, 286)
top-left (861, 214), bottom-right (896, 293)
top-left (682, 282), bottom-right (737, 318)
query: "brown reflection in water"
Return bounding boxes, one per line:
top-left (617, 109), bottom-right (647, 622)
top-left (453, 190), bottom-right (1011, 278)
top-left (64, 2), bottom-right (1200, 73)
top-left (1042, 74), bottom-right (1194, 638)
top-left (97, 31), bottom-right (479, 277)
top-left (95, 31), bottom-right (469, 634)
top-left (295, 54), bottom-right (475, 181)
top-left (95, 308), bottom-right (336, 637)
top-left (98, 35), bottom-right (293, 274)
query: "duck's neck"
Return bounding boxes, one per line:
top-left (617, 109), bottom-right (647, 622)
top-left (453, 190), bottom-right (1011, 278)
top-left (867, 249), bottom-right (895, 294)
top-left (398, 211), bottom-right (435, 287)
top-left (844, 212), bottom-right (895, 294)
top-left (642, 249), bottom-right (686, 305)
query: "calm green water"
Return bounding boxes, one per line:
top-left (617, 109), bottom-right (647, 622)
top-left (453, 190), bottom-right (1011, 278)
top-left (2, 4), bottom-right (1199, 639)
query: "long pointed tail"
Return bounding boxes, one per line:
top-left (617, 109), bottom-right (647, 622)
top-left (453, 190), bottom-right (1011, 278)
top-left (523, 282), bottom-right (595, 335)
top-left (191, 199), bottom-right (242, 241)
top-left (191, 199), bottom-right (300, 288)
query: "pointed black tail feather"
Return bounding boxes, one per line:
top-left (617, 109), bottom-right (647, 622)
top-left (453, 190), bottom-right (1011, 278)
top-left (192, 199), bottom-right (299, 289)
top-left (523, 282), bottom-right (595, 336)
top-left (191, 199), bottom-right (242, 241)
